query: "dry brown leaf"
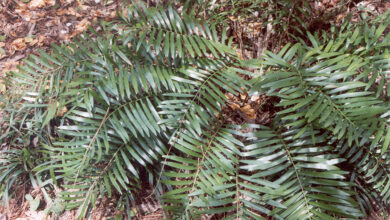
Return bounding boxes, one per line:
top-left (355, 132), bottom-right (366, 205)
top-left (240, 104), bottom-right (256, 119)
top-left (240, 93), bottom-right (247, 101)
top-left (229, 102), bottom-right (241, 111)
top-left (56, 8), bottom-right (68, 16)
top-left (28, 0), bottom-right (46, 10)
top-left (44, 0), bottom-right (56, 7)
top-left (0, 42), bottom-right (5, 48)
top-left (228, 16), bottom-right (238, 22)
top-left (336, 13), bottom-right (347, 23)
top-left (9, 38), bottom-right (27, 54)
top-left (37, 35), bottom-right (46, 46)
top-left (74, 18), bottom-right (90, 34)
top-left (57, 106), bottom-right (68, 117)
top-left (57, 7), bottom-right (82, 17)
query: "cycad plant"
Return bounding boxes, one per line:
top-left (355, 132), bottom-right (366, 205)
top-left (0, 2), bottom-right (390, 219)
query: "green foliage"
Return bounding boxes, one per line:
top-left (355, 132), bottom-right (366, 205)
top-left (0, 2), bottom-right (390, 219)
top-left (190, 0), bottom-right (312, 37)
top-left (0, 2), bottom-right (243, 218)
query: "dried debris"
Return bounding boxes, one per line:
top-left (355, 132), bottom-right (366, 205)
top-left (0, 0), bottom-right (120, 74)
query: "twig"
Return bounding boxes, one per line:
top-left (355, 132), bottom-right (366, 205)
top-left (255, 11), bottom-right (273, 76)
top-left (27, 22), bottom-right (36, 37)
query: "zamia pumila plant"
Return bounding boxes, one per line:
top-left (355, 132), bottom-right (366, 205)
top-left (0, 2), bottom-right (390, 219)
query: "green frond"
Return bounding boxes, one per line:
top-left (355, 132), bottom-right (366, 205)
top-left (1, 2), bottom-right (389, 219)
top-left (162, 123), bottom-right (363, 219)
top-left (251, 16), bottom-right (390, 216)
top-left (116, 4), bottom-right (234, 61)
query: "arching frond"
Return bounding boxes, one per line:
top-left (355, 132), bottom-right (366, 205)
top-left (162, 123), bottom-right (363, 219)
top-left (251, 16), bottom-right (390, 215)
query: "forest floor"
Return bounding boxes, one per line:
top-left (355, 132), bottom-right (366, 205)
top-left (0, 0), bottom-right (389, 219)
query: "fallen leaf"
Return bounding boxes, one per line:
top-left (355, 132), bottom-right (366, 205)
top-left (44, 0), bottom-right (56, 7)
top-left (56, 8), bottom-right (68, 16)
top-left (9, 38), bottom-right (27, 54)
top-left (28, 0), bottom-right (45, 10)
top-left (0, 42), bottom-right (5, 48)
top-left (240, 104), bottom-right (256, 119)
top-left (57, 106), bottom-right (68, 117)
top-left (336, 13), bottom-right (347, 23)
top-left (16, 1), bottom-right (28, 9)
top-left (229, 102), bottom-right (241, 111)
top-left (37, 35), bottom-right (46, 46)
top-left (240, 93), bottom-right (247, 101)
top-left (57, 7), bottom-right (81, 17)
top-left (228, 16), bottom-right (238, 22)
top-left (74, 18), bottom-right (90, 34)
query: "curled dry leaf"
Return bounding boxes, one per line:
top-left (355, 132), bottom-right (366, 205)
top-left (9, 38), bottom-right (27, 54)
top-left (229, 102), bottom-right (241, 111)
top-left (74, 18), bottom-right (90, 34)
top-left (240, 104), bottom-right (256, 119)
